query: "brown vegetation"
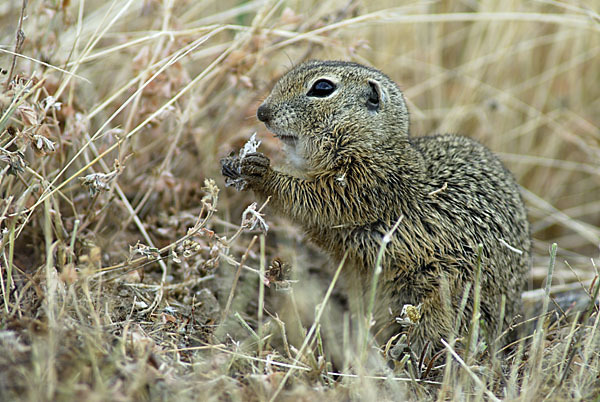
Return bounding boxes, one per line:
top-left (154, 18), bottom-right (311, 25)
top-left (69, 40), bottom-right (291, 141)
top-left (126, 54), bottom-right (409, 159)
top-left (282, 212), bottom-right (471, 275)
top-left (0, 0), bottom-right (599, 400)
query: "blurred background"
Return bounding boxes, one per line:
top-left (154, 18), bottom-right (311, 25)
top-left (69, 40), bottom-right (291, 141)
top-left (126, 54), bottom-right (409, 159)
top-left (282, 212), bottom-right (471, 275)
top-left (1, 0), bottom-right (599, 399)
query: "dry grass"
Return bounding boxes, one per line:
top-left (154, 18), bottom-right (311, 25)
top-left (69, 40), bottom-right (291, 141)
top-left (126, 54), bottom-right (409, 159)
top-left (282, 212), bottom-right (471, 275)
top-left (1, 0), bottom-right (599, 400)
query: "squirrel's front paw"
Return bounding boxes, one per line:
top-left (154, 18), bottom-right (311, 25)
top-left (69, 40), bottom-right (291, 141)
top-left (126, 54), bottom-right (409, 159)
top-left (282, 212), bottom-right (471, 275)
top-left (220, 152), bottom-right (270, 191)
top-left (240, 152), bottom-right (270, 178)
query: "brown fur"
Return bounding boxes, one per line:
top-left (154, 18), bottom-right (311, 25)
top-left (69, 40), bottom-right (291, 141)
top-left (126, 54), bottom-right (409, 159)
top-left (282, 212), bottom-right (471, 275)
top-left (221, 60), bottom-right (531, 352)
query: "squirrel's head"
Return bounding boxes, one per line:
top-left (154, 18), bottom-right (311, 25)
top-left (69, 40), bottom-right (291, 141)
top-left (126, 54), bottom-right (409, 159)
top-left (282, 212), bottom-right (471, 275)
top-left (256, 60), bottom-right (410, 172)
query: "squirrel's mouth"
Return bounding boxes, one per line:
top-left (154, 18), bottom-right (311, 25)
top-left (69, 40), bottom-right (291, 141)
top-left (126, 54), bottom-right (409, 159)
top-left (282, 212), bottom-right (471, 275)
top-left (267, 125), bottom-right (298, 146)
top-left (275, 133), bottom-right (298, 146)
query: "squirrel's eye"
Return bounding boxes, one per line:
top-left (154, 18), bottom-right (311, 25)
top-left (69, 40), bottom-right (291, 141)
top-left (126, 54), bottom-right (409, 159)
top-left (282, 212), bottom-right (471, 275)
top-left (307, 79), bottom-right (336, 97)
top-left (366, 82), bottom-right (380, 111)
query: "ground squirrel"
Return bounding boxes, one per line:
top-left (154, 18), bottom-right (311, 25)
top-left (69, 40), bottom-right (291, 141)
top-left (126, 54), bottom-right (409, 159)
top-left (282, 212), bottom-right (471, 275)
top-left (221, 60), bottom-right (531, 353)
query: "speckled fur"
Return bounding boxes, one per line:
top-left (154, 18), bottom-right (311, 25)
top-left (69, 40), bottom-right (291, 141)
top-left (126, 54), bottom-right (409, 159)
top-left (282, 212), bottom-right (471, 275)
top-left (221, 60), bottom-right (531, 352)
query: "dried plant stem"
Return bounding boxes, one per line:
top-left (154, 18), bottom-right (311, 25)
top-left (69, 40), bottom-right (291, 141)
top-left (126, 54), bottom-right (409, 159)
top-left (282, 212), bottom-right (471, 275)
top-left (270, 251), bottom-right (348, 402)
top-left (465, 244), bottom-right (483, 363)
top-left (95, 201), bottom-right (214, 278)
top-left (6, 214), bottom-right (16, 302)
top-left (0, 48), bottom-right (88, 80)
top-left (4, 0), bottom-right (26, 92)
top-left (221, 235), bottom-right (258, 324)
top-left (258, 234), bottom-right (266, 360)
top-left (363, 215), bottom-right (403, 359)
top-left (526, 243), bottom-right (557, 394)
top-left (441, 339), bottom-right (500, 402)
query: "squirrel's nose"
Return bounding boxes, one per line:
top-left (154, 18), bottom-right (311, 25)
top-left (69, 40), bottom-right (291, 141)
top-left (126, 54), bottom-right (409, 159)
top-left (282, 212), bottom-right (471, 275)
top-left (257, 104), bottom-right (271, 122)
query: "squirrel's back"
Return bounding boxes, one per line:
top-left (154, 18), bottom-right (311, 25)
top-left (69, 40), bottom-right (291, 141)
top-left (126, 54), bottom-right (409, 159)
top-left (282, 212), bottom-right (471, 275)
top-left (410, 134), bottom-right (531, 340)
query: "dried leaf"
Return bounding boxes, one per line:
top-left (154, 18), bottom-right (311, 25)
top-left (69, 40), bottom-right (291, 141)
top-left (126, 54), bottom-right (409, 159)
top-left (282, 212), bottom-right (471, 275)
top-left (32, 134), bottom-right (56, 154)
top-left (78, 159), bottom-right (124, 196)
top-left (41, 95), bottom-right (62, 111)
top-left (129, 241), bottom-right (160, 260)
top-left (0, 151), bottom-right (27, 175)
top-left (18, 104), bottom-right (38, 126)
top-left (242, 202), bottom-right (269, 234)
top-left (239, 132), bottom-right (261, 159)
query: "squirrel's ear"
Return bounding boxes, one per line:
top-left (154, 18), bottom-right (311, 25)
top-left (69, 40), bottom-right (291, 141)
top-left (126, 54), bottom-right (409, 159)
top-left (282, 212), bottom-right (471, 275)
top-left (367, 79), bottom-right (386, 111)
